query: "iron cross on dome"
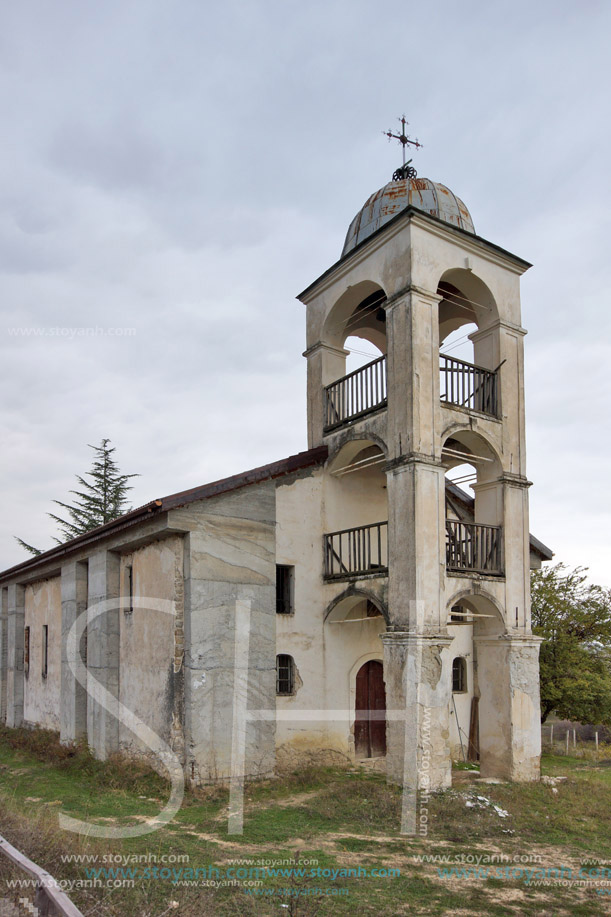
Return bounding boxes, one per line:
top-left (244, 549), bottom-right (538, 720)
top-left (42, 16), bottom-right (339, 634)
top-left (383, 115), bottom-right (422, 181)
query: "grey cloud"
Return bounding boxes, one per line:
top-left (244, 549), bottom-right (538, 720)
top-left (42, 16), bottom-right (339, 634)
top-left (1, 0), bottom-right (610, 582)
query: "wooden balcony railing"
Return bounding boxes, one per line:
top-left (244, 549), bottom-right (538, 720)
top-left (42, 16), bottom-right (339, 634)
top-left (440, 355), bottom-right (499, 418)
top-left (446, 520), bottom-right (503, 575)
top-left (324, 355), bottom-right (387, 431)
top-left (324, 521), bottom-right (388, 579)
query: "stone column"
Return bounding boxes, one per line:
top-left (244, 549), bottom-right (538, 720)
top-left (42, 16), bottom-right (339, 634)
top-left (381, 632), bottom-right (453, 807)
top-left (385, 287), bottom-right (441, 461)
top-left (6, 584), bottom-right (25, 728)
top-left (501, 475), bottom-right (532, 630)
top-left (60, 561), bottom-right (88, 744)
top-left (384, 285), bottom-right (446, 632)
top-left (475, 635), bottom-right (542, 781)
top-left (304, 342), bottom-right (349, 448)
top-left (87, 551), bottom-right (120, 759)
top-left (470, 319), bottom-right (528, 477)
top-left (386, 459), bottom-right (446, 631)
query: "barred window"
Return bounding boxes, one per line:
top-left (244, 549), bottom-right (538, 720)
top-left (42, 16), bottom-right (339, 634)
top-left (452, 656), bottom-right (467, 693)
top-left (276, 654), bottom-right (294, 695)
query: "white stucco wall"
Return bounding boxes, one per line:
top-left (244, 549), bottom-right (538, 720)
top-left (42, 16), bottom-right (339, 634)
top-left (447, 622), bottom-right (474, 760)
top-left (276, 468), bottom-right (387, 762)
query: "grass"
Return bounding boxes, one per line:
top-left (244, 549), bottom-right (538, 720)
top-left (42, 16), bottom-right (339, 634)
top-left (0, 729), bottom-right (610, 915)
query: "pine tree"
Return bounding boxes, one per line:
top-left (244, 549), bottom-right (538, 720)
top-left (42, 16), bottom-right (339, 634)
top-left (16, 439), bottom-right (138, 556)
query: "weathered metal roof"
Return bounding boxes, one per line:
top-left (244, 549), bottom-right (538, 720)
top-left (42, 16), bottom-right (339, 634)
top-left (342, 177), bottom-right (475, 256)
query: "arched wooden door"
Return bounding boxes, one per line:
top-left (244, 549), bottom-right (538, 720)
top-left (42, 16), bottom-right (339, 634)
top-left (355, 660), bottom-right (386, 758)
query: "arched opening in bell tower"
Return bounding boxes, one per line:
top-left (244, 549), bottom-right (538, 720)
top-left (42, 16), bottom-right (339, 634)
top-left (321, 283), bottom-right (388, 431)
top-left (324, 591), bottom-right (387, 760)
top-left (442, 430), bottom-right (504, 576)
top-left (445, 592), bottom-right (508, 776)
top-left (437, 271), bottom-right (500, 418)
top-left (324, 283), bottom-right (388, 353)
top-left (344, 336), bottom-right (384, 376)
top-left (324, 439), bottom-right (388, 580)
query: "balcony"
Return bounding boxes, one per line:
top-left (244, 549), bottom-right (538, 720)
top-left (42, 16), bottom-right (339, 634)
top-left (446, 520), bottom-right (503, 575)
top-left (324, 355), bottom-right (387, 432)
top-left (440, 355), bottom-right (499, 418)
top-left (324, 521), bottom-right (388, 580)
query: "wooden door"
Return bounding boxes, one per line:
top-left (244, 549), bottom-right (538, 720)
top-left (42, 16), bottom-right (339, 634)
top-left (355, 660), bottom-right (387, 758)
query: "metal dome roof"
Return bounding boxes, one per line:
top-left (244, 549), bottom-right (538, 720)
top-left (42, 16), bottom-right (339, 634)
top-left (342, 177), bottom-right (475, 256)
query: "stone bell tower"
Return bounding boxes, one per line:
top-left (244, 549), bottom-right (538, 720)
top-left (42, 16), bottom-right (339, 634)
top-left (298, 155), bottom-right (542, 799)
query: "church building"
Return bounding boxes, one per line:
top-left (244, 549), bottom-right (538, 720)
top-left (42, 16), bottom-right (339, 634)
top-left (0, 158), bottom-right (552, 792)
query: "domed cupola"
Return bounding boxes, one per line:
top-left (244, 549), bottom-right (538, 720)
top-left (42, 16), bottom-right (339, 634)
top-left (342, 176), bottom-right (475, 257)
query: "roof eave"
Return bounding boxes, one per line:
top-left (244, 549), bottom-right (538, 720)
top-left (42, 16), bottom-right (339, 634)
top-left (0, 446), bottom-right (328, 584)
top-left (298, 205), bottom-right (532, 303)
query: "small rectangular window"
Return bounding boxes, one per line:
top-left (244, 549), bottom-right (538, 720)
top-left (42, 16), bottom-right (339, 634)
top-left (24, 626), bottom-right (30, 677)
top-left (276, 654), bottom-right (294, 695)
top-left (42, 625), bottom-right (48, 679)
top-left (124, 564), bottom-right (134, 614)
top-left (276, 565), bottom-right (294, 615)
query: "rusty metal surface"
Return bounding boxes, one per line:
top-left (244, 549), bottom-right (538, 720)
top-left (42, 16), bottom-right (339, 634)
top-left (342, 177), bottom-right (475, 256)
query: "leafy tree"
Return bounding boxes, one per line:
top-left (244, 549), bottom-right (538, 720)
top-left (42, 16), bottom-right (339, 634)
top-left (16, 439), bottom-right (138, 556)
top-left (531, 563), bottom-right (611, 725)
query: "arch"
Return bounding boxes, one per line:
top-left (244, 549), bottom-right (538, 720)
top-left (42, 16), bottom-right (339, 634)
top-left (322, 281), bottom-right (388, 352)
top-left (446, 585), bottom-right (505, 617)
top-left (322, 599), bottom-right (386, 760)
top-left (344, 335), bottom-right (384, 376)
top-left (437, 269), bottom-right (500, 383)
top-left (325, 588), bottom-right (389, 625)
top-left (437, 269), bottom-right (499, 341)
top-left (442, 426), bottom-right (503, 571)
top-left (325, 438), bottom-right (389, 574)
top-left (328, 435), bottom-right (388, 472)
top-left (440, 419), bottom-right (502, 454)
top-left (441, 427), bottom-right (502, 487)
top-left (445, 589), bottom-right (506, 637)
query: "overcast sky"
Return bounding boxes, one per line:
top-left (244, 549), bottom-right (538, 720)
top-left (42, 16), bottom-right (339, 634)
top-left (1, 0), bottom-right (610, 586)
